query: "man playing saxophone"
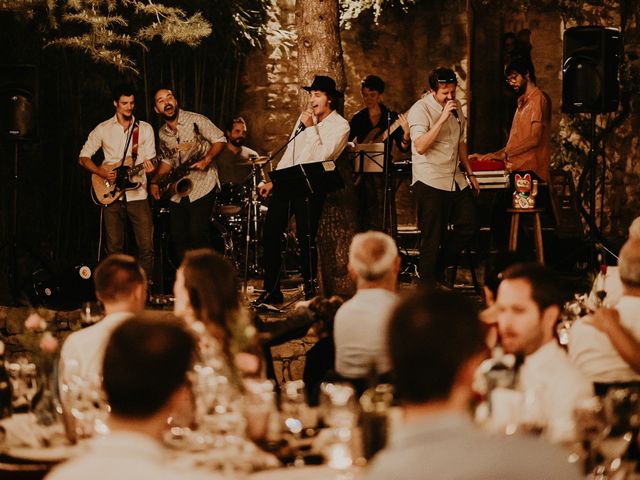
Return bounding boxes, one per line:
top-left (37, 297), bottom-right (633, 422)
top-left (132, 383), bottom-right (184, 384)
top-left (150, 88), bottom-right (227, 261)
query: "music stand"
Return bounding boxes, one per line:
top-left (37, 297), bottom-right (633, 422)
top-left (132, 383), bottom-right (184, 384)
top-left (269, 160), bottom-right (343, 199)
top-left (269, 160), bottom-right (343, 298)
top-left (351, 143), bottom-right (385, 174)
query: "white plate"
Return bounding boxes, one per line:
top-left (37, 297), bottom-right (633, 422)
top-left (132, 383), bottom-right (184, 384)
top-left (4, 445), bottom-right (80, 463)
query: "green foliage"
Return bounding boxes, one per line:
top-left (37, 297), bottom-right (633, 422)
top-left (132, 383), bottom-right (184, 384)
top-left (2, 0), bottom-right (283, 75)
top-left (43, 1), bottom-right (212, 74)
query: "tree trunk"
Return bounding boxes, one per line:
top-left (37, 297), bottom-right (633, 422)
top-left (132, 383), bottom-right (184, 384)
top-left (296, 0), bottom-right (357, 298)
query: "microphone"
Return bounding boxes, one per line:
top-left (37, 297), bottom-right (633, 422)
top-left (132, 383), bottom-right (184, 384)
top-left (451, 108), bottom-right (460, 124)
top-left (294, 121), bottom-right (306, 135)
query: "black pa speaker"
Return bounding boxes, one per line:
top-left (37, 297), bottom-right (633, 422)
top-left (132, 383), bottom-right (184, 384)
top-left (562, 27), bottom-right (622, 114)
top-left (0, 64), bottom-right (38, 140)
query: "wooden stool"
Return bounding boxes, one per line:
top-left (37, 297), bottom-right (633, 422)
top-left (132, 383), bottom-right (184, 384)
top-left (507, 208), bottom-right (544, 263)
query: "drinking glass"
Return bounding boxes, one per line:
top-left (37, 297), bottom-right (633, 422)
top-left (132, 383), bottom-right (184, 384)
top-left (243, 379), bottom-right (276, 443)
top-left (281, 380), bottom-right (307, 466)
top-left (5, 352), bottom-right (38, 412)
top-left (516, 389), bottom-right (547, 437)
top-left (319, 382), bottom-right (356, 429)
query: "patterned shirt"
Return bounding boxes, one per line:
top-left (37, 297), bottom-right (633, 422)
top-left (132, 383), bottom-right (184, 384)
top-left (158, 110), bottom-right (226, 203)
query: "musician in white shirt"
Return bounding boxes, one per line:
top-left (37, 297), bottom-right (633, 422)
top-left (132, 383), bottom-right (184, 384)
top-left (79, 85), bottom-right (156, 277)
top-left (254, 75), bottom-right (349, 305)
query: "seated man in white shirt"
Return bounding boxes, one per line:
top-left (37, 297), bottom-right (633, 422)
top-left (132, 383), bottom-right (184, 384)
top-left (334, 231), bottom-right (399, 379)
top-left (569, 238), bottom-right (640, 384)
top-left (586, 215), bottom-right (640, 309)
top-left (496, 263), bottom-right (593, 443)
top-left (366, 289), bottom-right (580, 480)
top-left (48, 316), bottom-right (219, 480)
top-left (60, 254), bottom-right (147, 384)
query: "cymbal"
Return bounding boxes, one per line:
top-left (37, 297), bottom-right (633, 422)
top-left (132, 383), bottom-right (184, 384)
top-left (236, 156), bottom-right (270, 166)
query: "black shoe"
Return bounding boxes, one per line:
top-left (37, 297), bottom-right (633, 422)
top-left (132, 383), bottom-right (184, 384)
top-left (437, 266), bottom-right (457, 289)
top-left (303, 286), bottom-right (317, 300)
top-left (252, 290), bottom-right (284, 306)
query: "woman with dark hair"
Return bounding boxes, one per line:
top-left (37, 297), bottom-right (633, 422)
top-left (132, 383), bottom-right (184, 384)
top-left (173, 248), bottom-right (261, 387)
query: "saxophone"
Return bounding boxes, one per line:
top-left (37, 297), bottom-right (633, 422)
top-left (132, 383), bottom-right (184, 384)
top-left (158, 126), bottom-right (212, 198)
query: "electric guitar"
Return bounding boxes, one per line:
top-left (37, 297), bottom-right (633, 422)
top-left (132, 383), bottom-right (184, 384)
top-left (361, 110), bottom-right (409, 143)
top-left (91, 156), bottom-right (157, 205)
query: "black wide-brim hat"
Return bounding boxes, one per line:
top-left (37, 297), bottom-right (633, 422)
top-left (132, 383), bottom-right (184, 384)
top-left (302, 75), bottom-right (344, 98)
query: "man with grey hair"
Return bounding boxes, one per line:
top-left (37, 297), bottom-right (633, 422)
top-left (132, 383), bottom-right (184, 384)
top-left (333, 231), bottom-right (400, 379)
top-left (569, 238), bottom-right (640, 382)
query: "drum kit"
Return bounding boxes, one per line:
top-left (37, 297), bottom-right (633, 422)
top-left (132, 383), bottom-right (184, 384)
top-left (210, 155), bottom-right (270, 277)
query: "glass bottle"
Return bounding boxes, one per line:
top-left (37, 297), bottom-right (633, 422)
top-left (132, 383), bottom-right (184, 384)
top-left (359, 383), bottom-right (393, 460)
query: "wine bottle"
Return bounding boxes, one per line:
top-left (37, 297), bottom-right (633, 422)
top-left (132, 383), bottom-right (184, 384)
top-left (595, 258), bottom-right (608, 307)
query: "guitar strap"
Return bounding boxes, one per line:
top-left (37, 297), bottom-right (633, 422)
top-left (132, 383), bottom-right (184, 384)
top-left (118, 119), bottom-right (138, 168)
top-left (131, 121), bottom-right (140, 162)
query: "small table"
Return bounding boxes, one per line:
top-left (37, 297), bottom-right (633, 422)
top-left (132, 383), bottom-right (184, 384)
top-left (507, 208), bottom-right (544, 263)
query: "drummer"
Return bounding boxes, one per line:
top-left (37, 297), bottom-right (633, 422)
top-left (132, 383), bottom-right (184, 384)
top-left (217, 116), bottom-right (261, 186)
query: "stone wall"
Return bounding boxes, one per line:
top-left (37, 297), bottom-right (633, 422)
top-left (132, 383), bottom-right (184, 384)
top-left (237, 1), bottom-right (639, 239)
top-left (237, 0), bottom-right (469, 158)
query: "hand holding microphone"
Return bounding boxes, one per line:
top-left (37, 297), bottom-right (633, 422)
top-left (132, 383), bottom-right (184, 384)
top-left (442, 100), bottom-right (460, 124)
top-left (294, 108), bottom-right (315, 135)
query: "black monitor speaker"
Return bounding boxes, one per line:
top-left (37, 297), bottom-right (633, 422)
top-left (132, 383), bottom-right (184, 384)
top-left (562, 27), bottom-right (622, 114)
top-left (0, 64), bottom-right (38, 140)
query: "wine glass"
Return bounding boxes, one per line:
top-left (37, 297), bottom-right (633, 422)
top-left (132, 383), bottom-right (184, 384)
top-left (21, 362), bottom-right (38, 411)
top-left (281, 380), bottom-right (307, 466)
top-left (516, 389), bottom-right (547, 437)
top-left (573, 397), bottom-right (608, 474)
top-left (593, 388), bottom-right (636, 478)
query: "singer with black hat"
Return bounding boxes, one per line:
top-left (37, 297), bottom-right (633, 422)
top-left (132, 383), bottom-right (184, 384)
top-left (254, 75), bottom-right (350, 305)
top-left (407, 67), bottom-right (480, 287)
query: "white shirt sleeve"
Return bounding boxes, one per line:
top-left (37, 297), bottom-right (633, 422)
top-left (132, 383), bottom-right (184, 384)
top-left (303, 118), bottom-right (350, 164)
top-left (79, 124), bottom-right (104, 159)
top-left (408, 102), bottom-right (430, 142)
top-left (137, 123), bottom-right (156, 163)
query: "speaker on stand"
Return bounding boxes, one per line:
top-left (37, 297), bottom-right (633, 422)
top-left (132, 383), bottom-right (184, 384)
top-left (0, 64), bottom-right (38, 304)
top-left (562, 27), bottom-right (622, 272)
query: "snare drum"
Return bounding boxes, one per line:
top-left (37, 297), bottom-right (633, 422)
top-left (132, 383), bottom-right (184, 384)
top-left (216, 183), bottom-right (247, 217)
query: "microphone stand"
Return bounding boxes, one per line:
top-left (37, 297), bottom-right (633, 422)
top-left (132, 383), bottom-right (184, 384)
top-left (381, 110), bottom-right (397, 240)
top-left (250, 122), bottom-right (308, 308)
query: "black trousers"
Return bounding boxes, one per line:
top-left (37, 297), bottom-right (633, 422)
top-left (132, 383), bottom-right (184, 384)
top-left (413, 181), bottom-right (478, 284)
top-left (169, 190), bottom-right (216, 262)
top-left (262, 191), bottom-right (326, 295)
